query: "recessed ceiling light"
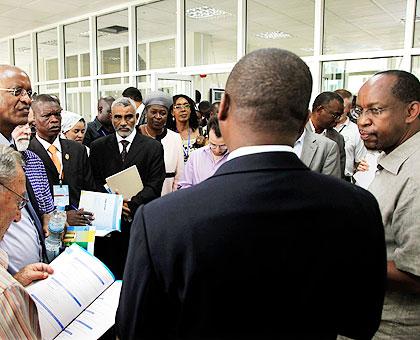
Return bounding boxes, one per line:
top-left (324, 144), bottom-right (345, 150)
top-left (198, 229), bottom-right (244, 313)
top-left (186, 6), bottom-right (231, 19)
top-left (256, 31), bottom-right (292, 39)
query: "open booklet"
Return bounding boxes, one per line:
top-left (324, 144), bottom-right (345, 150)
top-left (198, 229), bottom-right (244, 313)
top-left (26, 244), bottom-right (122, 340)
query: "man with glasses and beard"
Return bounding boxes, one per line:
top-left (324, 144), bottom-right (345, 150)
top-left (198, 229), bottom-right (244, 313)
top-left (178, 116), bottom-right (229, 188)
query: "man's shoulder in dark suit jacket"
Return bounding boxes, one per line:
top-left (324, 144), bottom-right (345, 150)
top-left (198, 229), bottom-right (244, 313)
top-left (117, 151), bottom-right (386, 340)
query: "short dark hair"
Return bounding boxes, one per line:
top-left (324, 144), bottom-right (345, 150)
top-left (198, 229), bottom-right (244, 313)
top-left (207, 116), bottom-right (222, 138)
top-left (198, 100), bottom-right (211, 112)
top-left (334, 89), bottom-right (352, 100)
top-left (312, 92), bottom-right (344, 112)
top-left (31, 94), bottom-right (61, 110)
top-left (225, 48), bottom-right (312, 135)
top-left (122, 87), bottom-right (143, 102)
top-left (374, 70), bottom-right (420, 103)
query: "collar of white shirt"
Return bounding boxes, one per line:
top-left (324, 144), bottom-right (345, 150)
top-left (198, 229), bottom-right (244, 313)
top-left (309, 118), bottom-right (326, 135)
top-left (227, 145), bottom-right (294, 162)
top-left (36, 134), bottom-right (61, 153)
top-left (116, 129), bottom-right (137, 145)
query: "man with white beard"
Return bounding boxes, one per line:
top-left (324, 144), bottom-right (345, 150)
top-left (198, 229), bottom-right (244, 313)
top-left (12, 124), bottom-right (54, 235)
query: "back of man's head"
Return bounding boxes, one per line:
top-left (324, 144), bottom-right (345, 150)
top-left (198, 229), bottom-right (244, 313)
top-left (334, 89), bottom-right (352, 100)
top-left (122, 87), bottom-right (143, 103)
top-left (224, 48), bottom-right (312, 137)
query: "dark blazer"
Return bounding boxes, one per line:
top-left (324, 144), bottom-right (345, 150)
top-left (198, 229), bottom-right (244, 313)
top-left (28, 137), bottom-right (96, 207)
top-left (83, 117), bottom-right (113, 147)
top-left (89, 132), bottom-right (165, 278)
top-left (116, 151), bottom-right (386, 340)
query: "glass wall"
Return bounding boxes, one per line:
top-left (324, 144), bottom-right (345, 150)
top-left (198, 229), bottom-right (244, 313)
top-left (64, 20), bottom-right (90, 78)
top-left (2, 0), bottom-right (420, 120)
top-left (65, 81), bottom-right (91, 120)
top-left (186, 0), bottom-right (237, 66)
top-left (247, 0), bottom-right (314, 56)
top-left (193, 73), bottom-right (229, 102)
top-left (322, 57), bottom-right (403, 94)
top-left (97, 10), bottom-right (129, 75)
top-left (136, 0), bottom-right (176, 70)
top-left (324, 0), bottom-right (407, 54)
top-left (37, 28), bottom-right (59, 82)
top-left (14, 36), bottom-right (32, 76)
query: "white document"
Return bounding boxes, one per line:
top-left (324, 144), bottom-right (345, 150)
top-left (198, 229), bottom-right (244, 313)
top-left (78, 190), bottom-right (123, 237)
top-left (353, 150), bottom-right (381, 189)
top-left (105, 165), bottom-right (143, 200)
top-left (26, 245), bottom-right (120, 340)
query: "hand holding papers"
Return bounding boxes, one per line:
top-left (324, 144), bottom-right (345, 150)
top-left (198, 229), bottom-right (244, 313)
top-left (26, 244), bottom-right (121, 340)
top-left (105, 165), bottom-right (143, 200)
top-left (78, 191), bottom-right (123, 237)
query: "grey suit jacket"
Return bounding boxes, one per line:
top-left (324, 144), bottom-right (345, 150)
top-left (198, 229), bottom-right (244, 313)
top-left (300, 130), bottom-right (341, 178)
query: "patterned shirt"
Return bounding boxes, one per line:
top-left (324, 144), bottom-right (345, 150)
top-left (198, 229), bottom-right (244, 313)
top-left (22, 150), bottom-right (54, 215)
top-left (0, 249), bottom-right (41, 339)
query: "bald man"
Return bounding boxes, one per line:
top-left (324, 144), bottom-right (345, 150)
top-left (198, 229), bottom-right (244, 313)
top-left (116, 49), bottom-right (386, 339)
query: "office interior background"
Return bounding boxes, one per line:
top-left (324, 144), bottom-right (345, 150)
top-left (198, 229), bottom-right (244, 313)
top-left (0, 0), bottom-right (419, 121)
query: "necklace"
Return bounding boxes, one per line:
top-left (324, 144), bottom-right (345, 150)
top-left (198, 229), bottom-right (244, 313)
top-left (144, 125), bottom-right (155, 138)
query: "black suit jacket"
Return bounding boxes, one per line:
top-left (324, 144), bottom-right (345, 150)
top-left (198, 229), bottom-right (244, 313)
top-left (28, 137), bottom-right (96, 207)
top-left (117, 151), bottom-right (386, 340)
top-left (89, 132), bottom-right (165, 278)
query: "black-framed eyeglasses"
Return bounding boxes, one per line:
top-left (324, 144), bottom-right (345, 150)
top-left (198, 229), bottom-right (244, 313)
top-left (0, 182), bottom-right (28, 210)
top-left (0, 87), bottom-right (34, 99)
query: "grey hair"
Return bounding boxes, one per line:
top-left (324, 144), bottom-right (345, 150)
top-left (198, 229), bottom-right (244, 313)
top-left (0, 145), bottom-right (24, 186)
top-left (111, 97), bottom-right (137, 112)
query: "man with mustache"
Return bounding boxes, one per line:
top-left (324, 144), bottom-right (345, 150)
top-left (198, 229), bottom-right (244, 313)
top-left (28, 94), bottom-right (96, 227)
top-left (90, 97), bottom-right (165, 278)
top-left (357, 70), bottom-right (420, 338)
top-left (12, 124), bottom-right (54, 235)
top-left (0, 65), bottom-right (48, 273)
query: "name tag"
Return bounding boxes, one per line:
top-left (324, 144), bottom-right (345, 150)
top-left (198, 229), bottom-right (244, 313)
top-left (53, 185), bottom-right (69, 207)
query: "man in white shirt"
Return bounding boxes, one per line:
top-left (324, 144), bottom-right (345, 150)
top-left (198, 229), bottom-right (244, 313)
top-left (122, 87), bottom-right (145, 125)
top-left (334, 89), bottom-right (367, 180)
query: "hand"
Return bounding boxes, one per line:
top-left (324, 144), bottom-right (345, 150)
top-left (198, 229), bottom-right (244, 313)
top-left (66, 209), bottom-right (94, 226)
top-left (122, 201), bottom-right (131, 218)
top-left (195, 135), bottom-right (206, 146)
top-left (356, 159), bottom-right (369, 172)
top-left (42, 213), bottom-right (51, 237)
top-left (14, 263), bottom-right (54, 287)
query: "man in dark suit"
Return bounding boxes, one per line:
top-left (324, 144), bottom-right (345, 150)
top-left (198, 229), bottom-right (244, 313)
top-left (116, 49), bottom-right (386, 339)
top-left (29, 94), bottom-right (96, 226)
top-left (89, 97), bottom-right (165, 279)
top-left (307, 91), bottom-right (347, 180)
top-left (83, 96), bottom-right (115, 147)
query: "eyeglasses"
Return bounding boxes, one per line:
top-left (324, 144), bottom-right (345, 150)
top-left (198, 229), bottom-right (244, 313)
top-left (350, 107), bottom-right (386, 120)
top-left (173, 104), bottom-right (191, 110)
top-left (0, 87), bottom-right (33, 99)
top-left (209, 142), bottom-right (228, 152)
top-left (324, 108), bottom-right (342, 120)
top-left (0, 182), bottom-right (28, 210)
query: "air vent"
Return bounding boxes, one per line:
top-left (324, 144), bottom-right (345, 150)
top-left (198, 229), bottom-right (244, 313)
top-left (98, 25), bottom-right (128, 34)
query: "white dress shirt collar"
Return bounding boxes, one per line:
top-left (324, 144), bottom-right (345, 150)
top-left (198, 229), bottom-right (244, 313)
top-left (116, 129), bottom-right (137, 153)
top-left (227, 145), bottom-right (294, 162)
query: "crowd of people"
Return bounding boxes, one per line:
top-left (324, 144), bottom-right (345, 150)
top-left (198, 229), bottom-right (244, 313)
top-left (0, 46), bottom-right (419, 339)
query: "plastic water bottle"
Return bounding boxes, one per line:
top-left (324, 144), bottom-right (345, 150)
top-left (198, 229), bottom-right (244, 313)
top-left (45, 206), bottom-right (66, 262)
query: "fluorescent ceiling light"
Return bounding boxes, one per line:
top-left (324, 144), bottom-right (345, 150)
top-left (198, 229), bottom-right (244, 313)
top-left (256, 31), bottom-right (292, 39)
top-left (186, 6), bottom-right (231, 19)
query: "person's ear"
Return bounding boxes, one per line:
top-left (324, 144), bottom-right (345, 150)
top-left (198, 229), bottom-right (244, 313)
top-left (218, 93), bottom-right (230, 121)
top-left (98, 105), bottom-right (103, 114)
top-left (135, 112), bottom-right (139, 121)
top-left (405, 101), bottom-right (420, 123)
